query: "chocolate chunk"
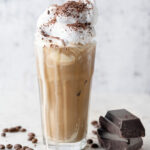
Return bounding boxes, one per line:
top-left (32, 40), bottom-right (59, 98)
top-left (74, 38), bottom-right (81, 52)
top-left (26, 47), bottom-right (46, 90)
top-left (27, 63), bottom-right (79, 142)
top-left (0, 145), bottom-right (5, 149)
top-left (14, 144), bottom-right (22, 149)
top-left (87, 139), bottom-right (93, 144)
top-left (1, 132), bottom-right (6, 137)
top-left (97, 128), bottom-right (143, 150)
top-left (100, 109), bottom-right (145, 138)
top-left (7, 144), bottom-right (13, 149)
top-left (91, 143), bottom-right (99, 148)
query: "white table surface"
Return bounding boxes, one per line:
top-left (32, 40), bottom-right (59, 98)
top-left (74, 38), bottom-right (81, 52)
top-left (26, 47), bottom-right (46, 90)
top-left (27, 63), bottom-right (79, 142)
top-left (0, 92), bottom-right (149, 150)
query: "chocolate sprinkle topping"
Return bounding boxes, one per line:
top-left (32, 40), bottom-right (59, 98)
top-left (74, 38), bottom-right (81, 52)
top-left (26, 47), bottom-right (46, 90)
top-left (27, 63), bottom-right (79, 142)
top-left (39, 0), bottom-right (94, 44)
top-left (55, 1), bottom-right (88, 17)
top-left (41, 30), bottom-right (49, 37)
top-left (67, 22), bottom-right (91, 30)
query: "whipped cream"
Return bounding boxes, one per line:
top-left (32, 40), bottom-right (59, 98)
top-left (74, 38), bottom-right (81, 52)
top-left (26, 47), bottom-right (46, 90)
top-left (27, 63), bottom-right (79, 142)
top-left (36, 0), bottom-right (97, 46)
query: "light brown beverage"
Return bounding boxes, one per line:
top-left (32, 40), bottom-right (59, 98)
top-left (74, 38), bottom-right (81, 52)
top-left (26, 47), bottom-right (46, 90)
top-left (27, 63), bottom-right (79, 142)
top-left (36, 43), bottom-right (96, 143)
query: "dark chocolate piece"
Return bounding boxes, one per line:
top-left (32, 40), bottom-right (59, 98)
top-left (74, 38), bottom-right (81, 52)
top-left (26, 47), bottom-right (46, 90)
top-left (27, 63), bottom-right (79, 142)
top-left (97, 128), bottom-right (143, 150)
top-left (100, 109), bottom-right (145, 138)
top-left (91, 143), bottom-right (99, 148)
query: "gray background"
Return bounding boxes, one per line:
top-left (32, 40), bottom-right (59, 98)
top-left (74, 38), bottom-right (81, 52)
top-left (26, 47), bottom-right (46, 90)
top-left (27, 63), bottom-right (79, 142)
top-left (0, 0), bottom-right (150, 95)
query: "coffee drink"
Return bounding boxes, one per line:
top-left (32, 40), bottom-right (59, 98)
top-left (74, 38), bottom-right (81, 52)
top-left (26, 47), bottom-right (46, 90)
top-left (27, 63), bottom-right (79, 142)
top-left (35, 0), bottom-right (97, 148)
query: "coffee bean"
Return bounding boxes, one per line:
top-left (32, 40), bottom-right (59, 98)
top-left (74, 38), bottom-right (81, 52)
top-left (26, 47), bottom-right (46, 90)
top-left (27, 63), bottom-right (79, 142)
top-left (28, 136), bottom-right (34, 141)
top-left (16, 126), bottom-right (22, 130)
top-left (15, 126), bottom-right (21, 131)
top-left (91, 143), bottom-right (99, 148)
top-left (92, 130), bottom-right (97, 135)
top-left (32, 138), bottom-right (38, 143)
top-left (91, 120), bottom-right (98, 127)
top-left (9, 127), bottom-right (17, 132)
top-left (22, 146), bottom-right (29, 150)
top-left (3, 128), bottom-right (8, 133)
top-left (14, 144), bottom-right (22, 149)
top-left (6, 144), bottom-right (13, 149)
top-left (0, 144), bottom-right (5, 149)
top-left (20, 128), bottom-right (27, 132)
top-left (26, 148), bottom-right (33, 150)
top-left (87, 139), bottom-right (93, 144)
top-left (1, 133), bottom-right (6, 137)
top-left (28, 133), bottom-right (35, 137)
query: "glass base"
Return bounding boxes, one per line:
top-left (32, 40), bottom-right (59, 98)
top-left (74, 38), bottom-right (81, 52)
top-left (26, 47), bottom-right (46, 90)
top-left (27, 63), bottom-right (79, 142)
top-left (44, 138), bottom-right (86, 150)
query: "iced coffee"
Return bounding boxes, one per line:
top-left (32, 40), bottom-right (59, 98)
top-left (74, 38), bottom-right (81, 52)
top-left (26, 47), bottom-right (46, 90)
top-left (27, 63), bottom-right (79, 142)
top-left (35, 0), bottom-right (97, 149)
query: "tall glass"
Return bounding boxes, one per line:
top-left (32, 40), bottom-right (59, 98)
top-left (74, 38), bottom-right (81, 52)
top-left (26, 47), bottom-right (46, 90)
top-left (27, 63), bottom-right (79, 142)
top-left (35, 41), bottom-right (96, 149)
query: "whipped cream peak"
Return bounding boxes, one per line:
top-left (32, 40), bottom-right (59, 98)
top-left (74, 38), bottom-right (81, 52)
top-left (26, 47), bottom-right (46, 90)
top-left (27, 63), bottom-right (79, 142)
top-left (36, 0), bottom-right (97, 46)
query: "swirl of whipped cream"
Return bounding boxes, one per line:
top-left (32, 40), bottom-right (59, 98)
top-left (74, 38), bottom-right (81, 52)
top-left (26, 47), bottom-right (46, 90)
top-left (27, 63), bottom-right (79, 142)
top-left (36, 0), bottom-right (97, 46)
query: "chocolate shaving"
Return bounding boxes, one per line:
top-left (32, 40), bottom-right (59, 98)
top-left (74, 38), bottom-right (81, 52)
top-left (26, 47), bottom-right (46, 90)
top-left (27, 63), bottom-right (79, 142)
top-left (40, 0), bottom-right (93, 44)
top-left (49, 18), bottom-right (57, 24)
top-left (67, 22), bottom-right (91, 30)
top-left (41, 30), bottom-right (65, 46)
top-left (55, 1), bottom-right (89, 17)
top-left (41, 30), bottom-right (49, 37)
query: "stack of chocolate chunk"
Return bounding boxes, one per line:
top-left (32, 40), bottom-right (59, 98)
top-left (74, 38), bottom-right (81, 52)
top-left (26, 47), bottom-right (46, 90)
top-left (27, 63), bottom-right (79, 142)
top-left (97, 109), bottom-right (145, 150)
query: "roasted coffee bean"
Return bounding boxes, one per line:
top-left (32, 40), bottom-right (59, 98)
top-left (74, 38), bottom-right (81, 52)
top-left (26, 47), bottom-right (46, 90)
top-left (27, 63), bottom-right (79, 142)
top-left (28, 133), bottom-right (35, 137)
top-left (87, 139), bottom-right (93, 144)
top-left (6, 144), bottom-right (13, 149)
top-left (3, 128), bottom-right (8, 133)
top-left (14, 144), bottom-right (22, 149)
top-left (91, 143), bottom-right (99, 148)
top-left (22, 146), bottom-right (29, 150)
top-left (1, 133), bottom-right (6, 137)
top-left (91, 120), bottom-right (98, 127)
top-left (92, 130), bottom-right (97, 135)
top-left (0, 144), bottom-right (5, 149)
top-left (28, 136), bottom-right (34, 141)
top-left (20, 128), bottom-right (27, 132)
top-left (26, 148), bottom-right (33, 150)
top-left (15, 126), bottom-right (21, 131)
top-left (32, 138), bottom-right (38, 143)
top-left (16, 126), bottom-right (22, 130)
top-left (9, 127), bottom-right (17, 132)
